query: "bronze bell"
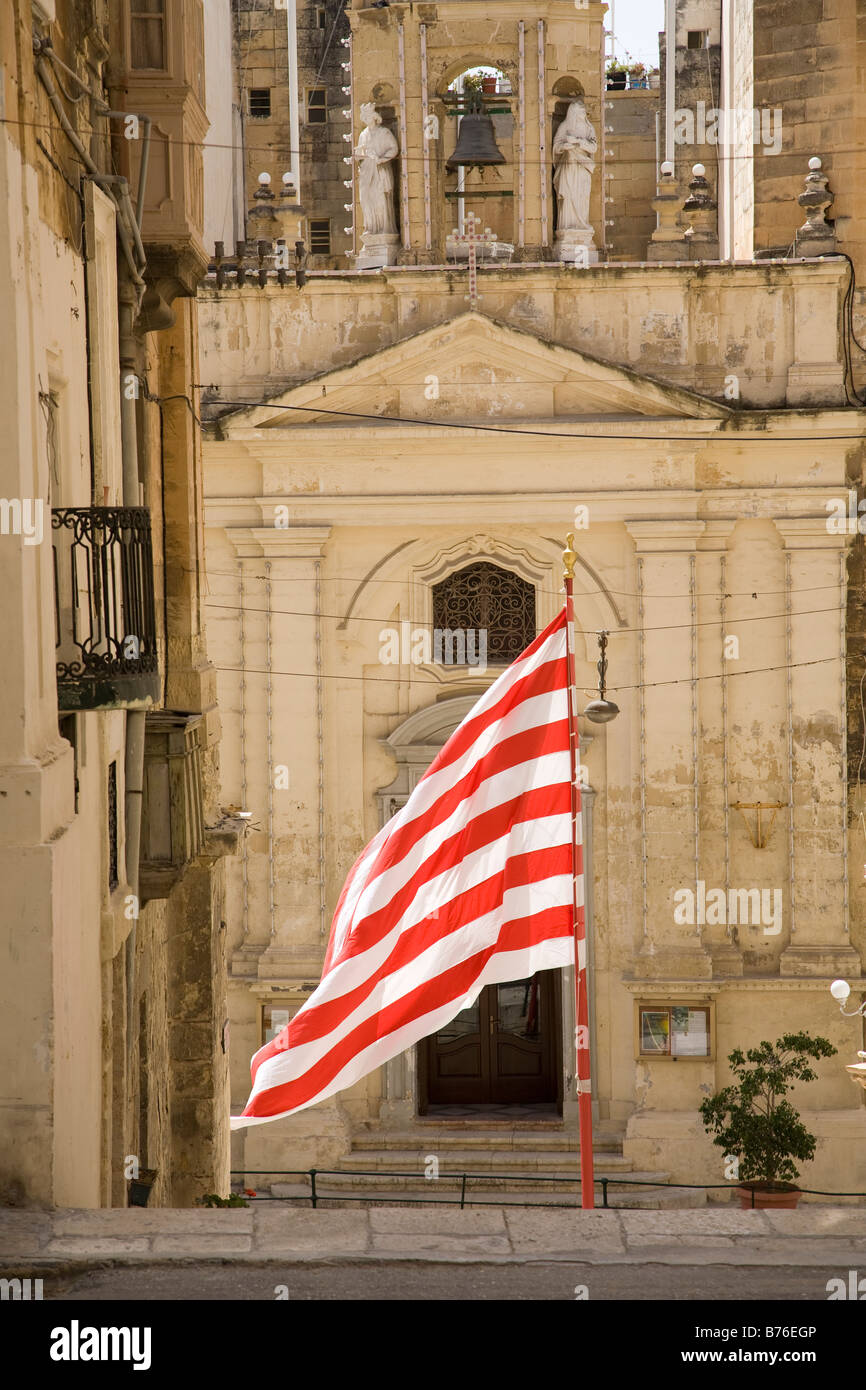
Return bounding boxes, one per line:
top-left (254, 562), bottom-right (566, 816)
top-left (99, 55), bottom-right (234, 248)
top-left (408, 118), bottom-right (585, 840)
top-left (446, 101), bottom-right (505, 172)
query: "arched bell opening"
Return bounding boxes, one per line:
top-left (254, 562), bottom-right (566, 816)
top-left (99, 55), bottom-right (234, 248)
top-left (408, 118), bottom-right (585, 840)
top-left (438, 62), bottom-right (516, 256)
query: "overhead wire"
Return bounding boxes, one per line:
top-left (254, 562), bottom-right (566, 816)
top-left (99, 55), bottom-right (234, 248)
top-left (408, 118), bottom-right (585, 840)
top-left (201, 594), bottom-right (847, 640)
top-left (184, 559), bottom-right (853, 603)
top-left (211, 652), bottom-right (838, 694)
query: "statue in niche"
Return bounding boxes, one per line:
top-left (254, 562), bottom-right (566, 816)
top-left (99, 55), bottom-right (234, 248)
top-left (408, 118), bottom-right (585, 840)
top-left (552, 98), bottom-right (598, 261)
top-left (355, 102), bottom-right (399, 240)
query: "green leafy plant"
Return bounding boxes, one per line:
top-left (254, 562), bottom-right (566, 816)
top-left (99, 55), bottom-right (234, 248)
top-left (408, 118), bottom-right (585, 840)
top-left (699, 1032), bottom-right (836, 1188)
top-left (627, 60), bottom-right (647, 77)
top-left (459, 72), bottom-right (485, 95)
top-left (605, 61), bottom-right (626, 76)
top-left (196, 1192), bottom-right (250, 1208)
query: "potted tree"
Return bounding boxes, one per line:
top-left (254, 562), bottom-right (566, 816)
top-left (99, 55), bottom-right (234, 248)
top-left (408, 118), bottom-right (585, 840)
top-left (700, 1031), bottom-right (836, 1210)
top-left (606, 61), bottom-right (627, 91)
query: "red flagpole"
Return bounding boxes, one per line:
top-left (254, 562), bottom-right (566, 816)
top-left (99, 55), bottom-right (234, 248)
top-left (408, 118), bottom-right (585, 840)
top-left (563, 534), bottom-right (594, 1210)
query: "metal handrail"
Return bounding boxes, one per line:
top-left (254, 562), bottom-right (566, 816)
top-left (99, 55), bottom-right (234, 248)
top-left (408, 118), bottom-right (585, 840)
top-left (230, 1169), bottom-right (866, 1211)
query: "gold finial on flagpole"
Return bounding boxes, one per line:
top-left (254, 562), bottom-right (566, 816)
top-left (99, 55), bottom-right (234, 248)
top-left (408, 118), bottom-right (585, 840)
top-left (563, 532), bottom-right (577, 581)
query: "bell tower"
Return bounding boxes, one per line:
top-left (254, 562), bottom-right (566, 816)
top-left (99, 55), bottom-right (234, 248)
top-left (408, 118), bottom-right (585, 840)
top-left (344, 1), bottom-right (607, 266)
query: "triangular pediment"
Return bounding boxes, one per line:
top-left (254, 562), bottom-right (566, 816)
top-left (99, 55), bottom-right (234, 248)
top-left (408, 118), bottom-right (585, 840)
top-left (220, 311), bottom-right (730, 435)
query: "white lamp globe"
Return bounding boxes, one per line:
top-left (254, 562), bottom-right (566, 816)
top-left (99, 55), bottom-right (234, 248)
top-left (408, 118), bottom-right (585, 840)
top-left (830, 978), bottom-right (851, 1002)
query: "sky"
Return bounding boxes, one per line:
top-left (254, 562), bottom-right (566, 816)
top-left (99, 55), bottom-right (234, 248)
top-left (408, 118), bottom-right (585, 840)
top-left (607, 0), bottom-right (666, 68)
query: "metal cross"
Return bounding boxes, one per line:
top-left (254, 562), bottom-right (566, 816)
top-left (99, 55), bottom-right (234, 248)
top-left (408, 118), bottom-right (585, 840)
top-left (450, 211), bottom-right (498, 308)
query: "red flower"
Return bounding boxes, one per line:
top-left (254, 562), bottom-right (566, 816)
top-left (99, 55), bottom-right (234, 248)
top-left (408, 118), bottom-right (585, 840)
top-left (244, 1188), bottom-right (257, 1197)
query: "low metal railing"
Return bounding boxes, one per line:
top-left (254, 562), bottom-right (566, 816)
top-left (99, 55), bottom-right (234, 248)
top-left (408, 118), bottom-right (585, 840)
top-left (231, 1169), bottom-right (866, 1210)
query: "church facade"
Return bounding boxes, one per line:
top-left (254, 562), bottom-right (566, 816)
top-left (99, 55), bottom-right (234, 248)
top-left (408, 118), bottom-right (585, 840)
top-left (199, 0), bottom-right (866, 1200)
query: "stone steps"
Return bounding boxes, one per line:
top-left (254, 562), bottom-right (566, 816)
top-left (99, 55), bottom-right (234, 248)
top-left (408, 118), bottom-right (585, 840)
top-left (349, 1128), bottom-right (624, 1154)
top-left (334, 1147), bottom-right (638, 1175)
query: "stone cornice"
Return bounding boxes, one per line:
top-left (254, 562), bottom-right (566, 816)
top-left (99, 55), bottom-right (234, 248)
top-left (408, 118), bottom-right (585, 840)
top-left (225, 525), bottom-right (332, 559)
top-left (623, 978), bottom-right (866, 994)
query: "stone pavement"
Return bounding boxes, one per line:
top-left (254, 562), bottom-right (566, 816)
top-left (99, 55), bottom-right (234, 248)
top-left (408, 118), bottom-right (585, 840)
top-left (1, 1205), bottom-right (866, 1271)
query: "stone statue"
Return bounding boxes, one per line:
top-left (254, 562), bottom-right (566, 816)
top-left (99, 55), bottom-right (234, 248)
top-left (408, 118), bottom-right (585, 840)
top-left (552, 98), bottom-right (598, 261)
top-left (355, 102), bottom-right (399, 240)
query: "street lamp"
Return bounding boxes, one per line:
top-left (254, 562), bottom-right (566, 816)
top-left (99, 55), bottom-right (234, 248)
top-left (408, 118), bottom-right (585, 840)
top-left (829, 981), bottom-right (866, 1091)
top-left (583, 630), bottom-right (620, 725)
top-left (830, 979), bottom-right (866, 1017)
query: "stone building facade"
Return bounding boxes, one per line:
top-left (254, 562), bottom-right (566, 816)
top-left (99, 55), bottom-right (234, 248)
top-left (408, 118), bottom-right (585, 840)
top-left (0, 0), bottom-right (238, 1208)
top-left (231, 0), bottom-right (352, 266)
top-left (199, 0), bottom-right (866, 1201)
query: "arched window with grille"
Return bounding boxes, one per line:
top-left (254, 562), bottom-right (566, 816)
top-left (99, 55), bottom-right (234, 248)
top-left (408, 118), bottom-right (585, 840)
top-left (431, 562), bottom-right (536, 666)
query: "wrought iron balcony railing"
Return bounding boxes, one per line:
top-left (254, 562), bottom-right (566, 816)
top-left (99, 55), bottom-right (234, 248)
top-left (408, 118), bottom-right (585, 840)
top-left (52, 506), bottom-right (160, 711)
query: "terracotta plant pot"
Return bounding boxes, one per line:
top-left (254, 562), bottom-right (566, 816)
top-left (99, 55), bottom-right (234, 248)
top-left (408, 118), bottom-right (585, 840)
top-left (481, 77), bottom-right (497, 94)
top-left (738, 1182), bottom-right (802, 1211)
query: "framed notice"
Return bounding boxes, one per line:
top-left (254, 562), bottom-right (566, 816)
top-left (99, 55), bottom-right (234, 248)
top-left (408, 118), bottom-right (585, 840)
top-left (636, 1003), bottom-right (713, 1059)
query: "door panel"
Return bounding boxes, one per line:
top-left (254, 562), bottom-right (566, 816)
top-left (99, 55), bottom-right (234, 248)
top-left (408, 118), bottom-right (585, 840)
top-left (422, 972), bottom-right (559, 1107)
top-left (424, 995), bottom-right (489, 1103)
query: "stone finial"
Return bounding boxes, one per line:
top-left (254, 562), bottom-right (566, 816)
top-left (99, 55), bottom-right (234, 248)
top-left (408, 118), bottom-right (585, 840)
top-left (681, 163), bottom-right (719, 258)
top-left (248, 170), bottom-right (306, 248)
top-left (247, 171), bottom-right (277, 236)
top-left (794, 155), bottom-right (835, 257)
top-left (650, 162), bottom-right (685, 243)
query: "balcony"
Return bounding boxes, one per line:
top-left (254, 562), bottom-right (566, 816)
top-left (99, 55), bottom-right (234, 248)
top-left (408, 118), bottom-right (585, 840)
top-left (139, 711), bottom-right (205, 901)
top-left (52, 506), bottom-right (160, 711)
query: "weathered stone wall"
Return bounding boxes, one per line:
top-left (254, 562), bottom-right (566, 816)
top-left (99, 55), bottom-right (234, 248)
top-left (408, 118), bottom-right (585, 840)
top-left (199, 259), bottom-right (848, 410)
top-left (0, 0), bottom-right (232, 1210)
top-left (604, 88), bottom-right (658, 262)
top-left (751, 0), bottom-right (866, 379)
top-left (232, 0), bottom-right (351, 265)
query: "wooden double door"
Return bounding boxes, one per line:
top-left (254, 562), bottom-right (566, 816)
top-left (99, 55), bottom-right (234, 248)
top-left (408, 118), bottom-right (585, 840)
top-left (420, 971), bottom-right (561, 1107)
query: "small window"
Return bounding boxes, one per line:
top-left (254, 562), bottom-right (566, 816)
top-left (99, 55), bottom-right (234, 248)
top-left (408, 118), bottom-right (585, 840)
top-left (309, 218), bottom-right (331, 254)
top-left (249, 88), bottom-right (271, 119)
top-left (306, 88), bottom-right (327, 124)
top-left (108, 760), bottom-right (118, 891)
top-left (261, 1003), bottom-right (292, 1048)
top-left (687, 30), bottom-right (709, 49)
top-left (637, 1004), bottom-right (712, 1058)
top-left (315, 6), bottom-right (326, 29)
top-left (131, 0), bottom-right (166, 70)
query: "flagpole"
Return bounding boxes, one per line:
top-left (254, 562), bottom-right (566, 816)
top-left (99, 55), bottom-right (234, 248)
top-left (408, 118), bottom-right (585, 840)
top-left (563, 533), bottom-right (595, 1210)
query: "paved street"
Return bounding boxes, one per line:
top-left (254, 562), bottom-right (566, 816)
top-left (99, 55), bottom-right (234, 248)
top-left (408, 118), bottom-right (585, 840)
top-left (41, 1258), bottom-right (847, 1301)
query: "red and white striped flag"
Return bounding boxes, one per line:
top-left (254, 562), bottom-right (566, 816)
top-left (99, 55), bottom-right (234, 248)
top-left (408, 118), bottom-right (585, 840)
top-left (232, 608), bottom-right (583, 1128)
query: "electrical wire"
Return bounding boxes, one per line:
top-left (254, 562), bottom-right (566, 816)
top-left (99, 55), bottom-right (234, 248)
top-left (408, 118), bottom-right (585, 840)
top-left (184, 559), bottom-right (853, 604)
top-left (201, 594), bottom-right (846, 640)
top-left (211, 651), bottom-right (837, 694)
top-left (7, 112), bottom-right (866, 171)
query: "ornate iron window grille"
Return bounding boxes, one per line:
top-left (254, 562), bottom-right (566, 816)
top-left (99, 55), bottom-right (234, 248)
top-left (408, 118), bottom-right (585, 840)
top-left (431, 562), bottom-right (536, 665)
top-left (52, 507), bottom-right (160, 711)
